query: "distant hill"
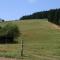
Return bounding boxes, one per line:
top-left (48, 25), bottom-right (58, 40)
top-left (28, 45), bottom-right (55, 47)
top-left (20, 8), bottom-right (60, 25)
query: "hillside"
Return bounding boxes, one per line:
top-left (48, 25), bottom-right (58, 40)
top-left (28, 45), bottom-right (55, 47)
top-left (0, 19), bottom-right (60, 60)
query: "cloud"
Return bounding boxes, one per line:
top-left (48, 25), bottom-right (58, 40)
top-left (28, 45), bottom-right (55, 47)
top-left (27, 0), bottom-right (37, 4)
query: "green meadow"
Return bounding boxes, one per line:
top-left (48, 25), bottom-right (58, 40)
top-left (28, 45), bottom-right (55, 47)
top-left (0, 19), bottom-right (60, 60)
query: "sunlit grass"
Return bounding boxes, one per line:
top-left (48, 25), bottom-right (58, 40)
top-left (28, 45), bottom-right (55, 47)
top-left (0, 19), bottom-right (60, 60)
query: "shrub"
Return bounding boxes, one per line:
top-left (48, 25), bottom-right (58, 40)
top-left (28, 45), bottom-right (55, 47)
top-left (0, 23), bottom-right (20, 43)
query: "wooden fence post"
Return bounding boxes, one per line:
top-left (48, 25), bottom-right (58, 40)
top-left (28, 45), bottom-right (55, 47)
top-left (21, 39), bottom-right (23, 60)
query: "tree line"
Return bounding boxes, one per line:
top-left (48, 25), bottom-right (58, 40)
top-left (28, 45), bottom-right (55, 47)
top-left (20, 8), bottom-right (60, 25)
top-left (48, 9), bottom-right (60, 25)
top-left (20, 11), bottom-right (48, 20)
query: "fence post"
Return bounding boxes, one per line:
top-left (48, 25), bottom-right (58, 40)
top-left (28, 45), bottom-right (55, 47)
top-left (21, 39), bottom-right (23, 60)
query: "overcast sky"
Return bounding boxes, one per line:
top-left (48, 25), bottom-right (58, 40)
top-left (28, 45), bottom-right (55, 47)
top-left (0, 0), bottom-right (60, 20)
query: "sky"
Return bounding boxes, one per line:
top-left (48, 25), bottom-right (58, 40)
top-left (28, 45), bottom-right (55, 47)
top-left (0, 0), bottom-right (60, 20)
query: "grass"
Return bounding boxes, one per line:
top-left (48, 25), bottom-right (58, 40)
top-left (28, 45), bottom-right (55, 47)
top-left (0, 19), bottom-right (60, 60)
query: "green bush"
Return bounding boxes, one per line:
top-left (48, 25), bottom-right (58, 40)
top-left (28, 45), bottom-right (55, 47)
top-left (0, 23), bottom-right (20, 43)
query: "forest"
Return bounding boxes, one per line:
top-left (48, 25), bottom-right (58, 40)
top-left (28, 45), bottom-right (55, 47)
top-left (20, 8), bottom-right (60, 25)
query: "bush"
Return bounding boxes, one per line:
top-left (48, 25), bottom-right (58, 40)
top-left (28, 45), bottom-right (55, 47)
top-left (0, 23), bottom-right (20, 43)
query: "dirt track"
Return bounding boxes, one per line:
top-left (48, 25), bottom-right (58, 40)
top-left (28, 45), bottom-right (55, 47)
top-left (51, 23), bottom-right (60, 29)
top-left (0, 57), bottom-right (17, 60)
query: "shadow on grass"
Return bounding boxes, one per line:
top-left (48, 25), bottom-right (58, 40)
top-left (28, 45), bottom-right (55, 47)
top-left (0, 38), bottom-right (18, 44)
top-left (0, 41), bottom-right (18, 44)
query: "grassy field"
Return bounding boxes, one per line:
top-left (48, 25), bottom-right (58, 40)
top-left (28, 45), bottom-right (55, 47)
top-left (0, 19), bottom-right (60, 60)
